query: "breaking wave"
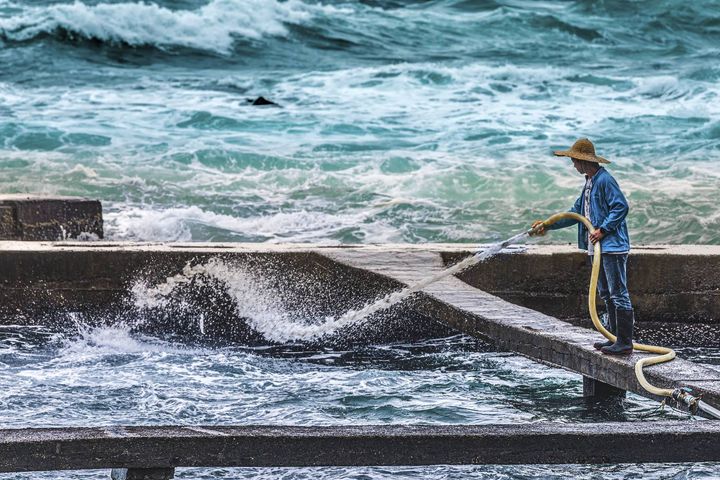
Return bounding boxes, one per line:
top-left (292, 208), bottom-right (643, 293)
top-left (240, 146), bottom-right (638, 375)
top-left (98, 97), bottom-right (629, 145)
top-left (0, 0), bottom-right (329, 53)
top-left (104, 205), bottom-right (390, 243)
top-left (1, 0), bottom-right (719, 245)
top-left (131, 258), bottom-right (339, 343)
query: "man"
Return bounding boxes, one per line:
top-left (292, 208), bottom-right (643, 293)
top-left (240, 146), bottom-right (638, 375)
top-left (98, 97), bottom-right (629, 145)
top-left (531, 138), bottom-right (633, 355)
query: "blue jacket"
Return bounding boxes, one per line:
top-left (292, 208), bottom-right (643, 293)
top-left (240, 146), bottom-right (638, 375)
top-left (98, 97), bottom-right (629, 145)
top-left (549, 167), bottom-right (630, 253)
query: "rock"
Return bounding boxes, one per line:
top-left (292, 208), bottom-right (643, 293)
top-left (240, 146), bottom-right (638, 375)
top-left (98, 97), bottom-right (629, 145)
top-left (248, 96), bottom-right (279, 106)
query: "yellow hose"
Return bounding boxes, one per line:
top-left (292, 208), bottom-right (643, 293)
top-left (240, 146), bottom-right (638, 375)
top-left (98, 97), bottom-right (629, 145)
top-left (537, 212), bottom-right (676, 399)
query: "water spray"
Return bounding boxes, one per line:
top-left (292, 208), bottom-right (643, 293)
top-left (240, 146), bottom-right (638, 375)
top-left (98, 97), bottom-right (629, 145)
top-left (333, 230), bottom-right (529, 328)
top-left (134, 233), bottom-right (529, 343)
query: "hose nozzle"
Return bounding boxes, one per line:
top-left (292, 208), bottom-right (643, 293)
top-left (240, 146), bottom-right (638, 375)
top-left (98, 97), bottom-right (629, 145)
top-left (528, 221), bottom-right (547, 237)
top-left (672, 388), bottom-right (701, 415)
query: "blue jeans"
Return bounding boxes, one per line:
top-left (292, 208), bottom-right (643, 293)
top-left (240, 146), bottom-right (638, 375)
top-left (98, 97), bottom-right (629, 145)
top-left (592, 254), bottom-right (632, 311)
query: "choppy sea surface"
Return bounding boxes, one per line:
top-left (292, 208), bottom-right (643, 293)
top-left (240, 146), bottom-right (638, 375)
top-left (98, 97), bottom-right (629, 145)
top-left (1, 0), bottom-right (719, 244)
top-left (1, 325), bottom-right (720, 479)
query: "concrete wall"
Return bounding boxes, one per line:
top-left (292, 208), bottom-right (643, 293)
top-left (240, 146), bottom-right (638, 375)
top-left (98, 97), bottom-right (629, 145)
top-left (445, 245), bottom-right (720, 324)
top-left (0, 195), bottom-right (102, 241)
top-left (0, 243), bottom-right (454, 344)
top-left (4, 423), bottom-right (720, 472)
top-left (0, 243), bottom-right (717, 334)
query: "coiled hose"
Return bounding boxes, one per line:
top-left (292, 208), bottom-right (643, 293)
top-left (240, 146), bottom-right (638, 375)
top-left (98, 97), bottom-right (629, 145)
top-left (535, 212), bottom-right (720, 419)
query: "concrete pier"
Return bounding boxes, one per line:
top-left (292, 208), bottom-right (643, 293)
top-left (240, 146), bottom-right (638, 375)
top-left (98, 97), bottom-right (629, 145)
top-left (583, 376), bottom-right (626, 399)
top-left (326, 246), bottom-right (720, 409)
top-left (0, 242), bottom-right (718, 411)
top-left (3, 423), bottom-right (720, 473)
top-left (0, 242), bottom-right (716, 324)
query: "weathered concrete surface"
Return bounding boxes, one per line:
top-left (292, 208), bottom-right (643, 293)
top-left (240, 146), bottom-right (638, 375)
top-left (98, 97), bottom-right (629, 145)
top-left (0, 242), bottom-right (456, 344)
top-left (2, 423), bottom-right (720, 472)
top-left (445, 244), bottom-right (720, 324)
top-left (0, 195), bottom-right (102, 241)
top-left (0, 243), bottom-right (716, 324)
top-left (111, 467), bottom-right (175, 480)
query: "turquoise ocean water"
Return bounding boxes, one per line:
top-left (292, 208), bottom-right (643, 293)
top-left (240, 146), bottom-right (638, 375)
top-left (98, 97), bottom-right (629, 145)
top-left (1, 0), bottom-right (718, 244)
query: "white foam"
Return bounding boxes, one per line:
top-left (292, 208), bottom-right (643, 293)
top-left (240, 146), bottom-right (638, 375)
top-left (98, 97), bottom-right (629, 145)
top-left (74, 231), bottom-right (100, 241)
top-left (61, 324), bottom-right (149, 356)
top-left (67, 163), bottom-right (98, 178)
top-left (106, 206), bottom-right (195, 242)
top-left (633, 75), bottom-right (685, 99)
top-left (56, 313), bottom-right (205, 359)
top-left (105, 204), bottom-right (399, 243)
top-left (0, 0), bottom-right (324, 54)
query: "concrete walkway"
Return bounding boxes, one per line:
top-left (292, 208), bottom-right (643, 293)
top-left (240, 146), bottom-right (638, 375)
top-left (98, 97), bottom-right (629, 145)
top-left (4, 423), bottom-right (720, 473)
top-left (326, 249), bottom-right (720, 410)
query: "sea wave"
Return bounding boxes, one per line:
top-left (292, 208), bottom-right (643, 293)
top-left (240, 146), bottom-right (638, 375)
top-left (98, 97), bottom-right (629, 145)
top-left (1, 0), bottom-right (719, 246)
top-left (0, 0), bottom-right (328, 54)
top-left (104, 205), bottom-right (398, 243)
top-left (0, 0), bottom-right (716, 63)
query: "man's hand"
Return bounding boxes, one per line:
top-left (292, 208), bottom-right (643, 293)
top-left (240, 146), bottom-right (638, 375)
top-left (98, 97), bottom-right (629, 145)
top-left (589, 228), bottom-right (605, 244)
top-left (529, 220), bottom-right (546, 236)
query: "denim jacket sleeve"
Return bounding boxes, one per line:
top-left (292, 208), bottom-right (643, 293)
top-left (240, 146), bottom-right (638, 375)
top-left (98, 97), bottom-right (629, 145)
top-left (598, 176), bottom-right (629, 233)
top-left (548, 193), bottom-right (582, 230)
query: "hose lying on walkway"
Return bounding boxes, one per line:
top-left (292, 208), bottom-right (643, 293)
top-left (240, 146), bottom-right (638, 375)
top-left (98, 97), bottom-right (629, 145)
top-left (534, 212), bottom-right (720, 419)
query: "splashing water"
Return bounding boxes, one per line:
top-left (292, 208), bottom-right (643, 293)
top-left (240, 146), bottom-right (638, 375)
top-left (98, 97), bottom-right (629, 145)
top-left (133, 231), bottom-right (529, 342)
top-left (132, 259), bottom-right (297, 341)
top-left (331, 231), bottom-right (530, 328)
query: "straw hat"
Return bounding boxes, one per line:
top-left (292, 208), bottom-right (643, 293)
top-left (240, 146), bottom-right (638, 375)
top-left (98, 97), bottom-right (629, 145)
top-left (553, 138), bottom-right (610, 164)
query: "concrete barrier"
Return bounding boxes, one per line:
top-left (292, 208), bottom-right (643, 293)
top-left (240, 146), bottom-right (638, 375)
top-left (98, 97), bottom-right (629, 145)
top-left (2, 423), bottom-right (720, 474)
top-left (445, 245), bottom-right (720, 324)
top-left (0, 195), bottom-right (102, 241)
top-left (0, 243), bottom-right (454, 343)
top-left (0, 243), bottom-right (716, 325)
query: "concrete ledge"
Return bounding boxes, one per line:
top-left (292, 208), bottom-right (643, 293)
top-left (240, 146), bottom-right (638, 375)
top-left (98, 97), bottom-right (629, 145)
top-left (445, 244), bottom-right (720, 324)
top-left (0, 242), bottom-right (455, 344)
top-left (0, 242), bottom-right (715, 323)
top-left (0, 195), bottom-right (102, 241)
top-left (2, 423), bottom-right (720, 472)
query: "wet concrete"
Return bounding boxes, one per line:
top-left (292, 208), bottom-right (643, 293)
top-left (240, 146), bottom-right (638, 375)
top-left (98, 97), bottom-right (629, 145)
top-left (2, 423), bottom-right (720, 472)
top-left (0, 195), bottom-right (102, 241)
top-left (446, 244), bottom-right (720, 324)
top-left (0, 243), bottom-right (455, 345)
top-left (326, 247), bottom-right (720, 412)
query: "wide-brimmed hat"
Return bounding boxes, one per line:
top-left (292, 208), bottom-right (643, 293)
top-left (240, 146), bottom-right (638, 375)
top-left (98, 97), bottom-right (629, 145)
top-left (553, 138), bottom-right (610, 164)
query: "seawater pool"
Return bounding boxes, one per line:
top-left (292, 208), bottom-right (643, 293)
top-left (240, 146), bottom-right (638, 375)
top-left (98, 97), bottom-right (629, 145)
top-left (2, 325), bottom-right (720, 479)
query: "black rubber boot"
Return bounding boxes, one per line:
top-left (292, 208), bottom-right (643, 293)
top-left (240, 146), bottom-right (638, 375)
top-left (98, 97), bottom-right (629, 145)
top-left (601, 308), bottom-right (634, 355)
top-left (593, 302), bottom-right (616, 350)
